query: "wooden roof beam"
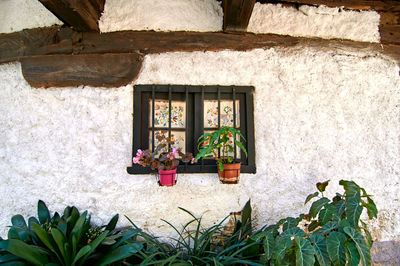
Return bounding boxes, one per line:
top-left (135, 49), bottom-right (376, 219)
top-left (38, 0), bottom-right (105, 32)
top-left (222, 0), bottom-right (256, 32)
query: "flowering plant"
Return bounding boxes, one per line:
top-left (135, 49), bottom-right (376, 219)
top-left (133, 131), bottom-right (193, 171)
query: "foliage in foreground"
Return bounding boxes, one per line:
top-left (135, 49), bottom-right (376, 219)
top-left (0, 180), bottom-right (377, 265)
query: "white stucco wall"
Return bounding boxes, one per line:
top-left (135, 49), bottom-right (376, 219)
top-left (99, 0), bottom-right (223, 32)
top-left (248, 3), bottom-right (380, 43)
top-left (0, 0), bottom-right (61, 34)
top-left (0, 47), bottom-right (399, 241)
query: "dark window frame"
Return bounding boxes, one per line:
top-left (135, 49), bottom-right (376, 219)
top-left (127, 85), bottom-right (256, 174)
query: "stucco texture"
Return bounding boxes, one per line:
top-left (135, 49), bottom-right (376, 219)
top-left (0, 47), bottom-right (399, 241)
top-left (248, 3), bottom-right (380, 43)
top-left (0, 0), bottom-right (61, 34)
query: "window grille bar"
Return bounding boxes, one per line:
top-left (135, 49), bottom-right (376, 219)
top-left (151, 85), bottom-right (155, 152)
top-left (217, 86), bottom-right (221, 159)
top-left (168, 85), bottom-right (172, 150)
top-left (201, 86), bottom-right (204, 170)
top-left (185, 86), bottom-right (189, 171)
top-left (233, 87), bottom-right (237, 161)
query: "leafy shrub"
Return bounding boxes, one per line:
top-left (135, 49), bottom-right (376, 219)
top-left (0, 201), bottom-right (142, 265)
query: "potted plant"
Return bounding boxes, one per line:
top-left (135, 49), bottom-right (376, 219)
top-left (133, 132), bottom-right (193, 186)
top-left (193, 126), bottom-right (247, 183)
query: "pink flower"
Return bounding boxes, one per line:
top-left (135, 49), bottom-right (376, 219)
top-left (136, 149), bottom-right (143, 156)
top-left (171, 148), bottom-right (179, 157)
top-left (191, 158), bottom-right (197, 164)
top-left (133, 157), bottom-right (140, 164)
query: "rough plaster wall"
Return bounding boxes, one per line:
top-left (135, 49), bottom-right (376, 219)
top-left (248, 3), bottom-right (380, 43)
top-left (0, 48), bottom-right (399, 242)
top-left (99, 0), bottom-right (223, 32)
top-left (0, 0), bottom-right (62, 34)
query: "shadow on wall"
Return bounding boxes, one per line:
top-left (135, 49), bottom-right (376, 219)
top-left (372, 241), bottom-right (400, 265)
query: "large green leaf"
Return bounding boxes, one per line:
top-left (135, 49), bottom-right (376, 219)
top-left (281, 227), bottom-right (305, 238)
top-left (273, 236), bottom-right (293, 264)
top-left (345, 241), bottom-right (360, 266)
top-left (346, 197), bottom-right (363, 227)
top-left (340, 180), bottom-right (361, 201)
top-left (70, 211), bottom-right (88, 256)
top-left (335, 200), bottom-right (346, 217)
top-left (360, 220), bottom-right (373, 248)
top-left (97, 243), bottom-right (142, 266)
top-left (0, 239), bottom-right (49, 266)
top-left (361, 199), bottom-right (378, 219)
top-left (343, 227), bottom-right (371, 266)
top-left (318, 204), bottom-right (335, 226)
top-left (304, 192), bottom-right (319, 205)
top-left (309, 198), bottom-right (330, 219)
top-left (326, 231), bottom-right (347, 266)
top-left (72, 245), bottom-right (91, 265)
top-left (318, 221), bottom-right (338, 235)
top-left (294, 237), bottom-right (315, 266)
top-left (263, 231), bottom-right (275, 261)
top-left (37, 200), bottom-right (51, 224)
top-left (309, 233), bottom-right (330, 266)
top-left (282, 217), bottom-right (299, 232)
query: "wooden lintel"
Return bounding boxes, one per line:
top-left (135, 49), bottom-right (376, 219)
top-left (38, 0), bottom-right (105, 32)
top-left (21, 53), bottom-right (143, 88)
top-left (222, 0), bottom-right (256, 32)
top-left (0, 26), bottom-right (399, 67)
top-left (261, 0), bottom-right (400, 11)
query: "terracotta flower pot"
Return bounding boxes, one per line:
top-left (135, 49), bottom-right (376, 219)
top-left (158, 168), bottom-right (177, 186)
top-left (218, 163), bottom-right (241, 184)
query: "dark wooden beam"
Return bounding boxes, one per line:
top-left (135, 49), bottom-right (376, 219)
top-left (0, 26), bottom-right (399, 66)
top-left (38, 0), bottom-right (105, 32)
top-left (21, 53), bottom-right (143, 88)
top-left (260, 0), bottom-right (400, 11)
top-left (222, 0), bottom-right (256, 32)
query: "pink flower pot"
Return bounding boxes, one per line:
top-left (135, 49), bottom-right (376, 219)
top-left (158, 168), bottom-right (177, 186)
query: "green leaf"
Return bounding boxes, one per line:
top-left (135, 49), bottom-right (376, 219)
top-left (309, 233), bottom-right (330, 266)
top-left (0, 239), bottom-right (49, 266)
top-left (316, 180), bottom-right (330, 193)
top-left (81, 230), bottom-right (109, 263)
top-left (51, 228), bottom-right (67, 264)
top-left (273, 236), bottom-right (293, 263)
top-left (345, 241), bottom-right (360, 266)
top-left (97, 243), bottom-right (142, 266)
top-left (335, 200), bottom-right (346, 217)
top-left (263, 231), bottom-right (275, 261)
top-left (343, 227), bottom-right (371, 266)
top-left (234, 139), bottom-right (248, 158)
top-left (38, 200), bottom-right (51, 224)
top-left (11, 215), bottom-right (27, 230)
top-left (282, 217), bottom-right (299, 231)
top-left (294, 237), bottom-right (315, 266)
top-left (281, 227), bottom-right (306, 238)
top-left (72, 245), bottom-right (91, 265)
top-left (31, 223), bottom-right (60, 258)
top-left (346, 197), bottom-right (363, 227)
top-left (361, 198), bottom-right (378, 219)
top-left (304, 192), bottom-right (319, 205)
top-left (318, 221), bottom-right (338, 235)
top-left (318, 204), bottom-right (335, 226)
top-left (340, 180), bottom-right (361, 201)
top-left (309, 198), bottom-right (330, 219)
top-left (327, 231), bottom-right (347, 266)
top-left (70, 211), bottom-right (88, 256)
top-left (105, 214), bottom-right (119, 232)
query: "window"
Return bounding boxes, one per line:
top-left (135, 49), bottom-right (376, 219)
top-left (127, 85), bottom-right (256, 174)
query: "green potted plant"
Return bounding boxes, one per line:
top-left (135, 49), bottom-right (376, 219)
top-left (193, 126), bottom-right (247, 183)
top-left (133, 131), bottom-right (193, 186)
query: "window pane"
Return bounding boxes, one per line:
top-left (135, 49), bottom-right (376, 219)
top-left (204, 100), bottom-right (240, 128)
top-left (149, 130), bottom-right (186, 155)
top-left (149, 100), bottom-right (185, 128)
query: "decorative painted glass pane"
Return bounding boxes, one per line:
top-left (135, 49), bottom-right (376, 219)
top-left (204, 100), bottom-right (240, 128)
top-left (202, 130), bottom-right (241, 159)
top-left (149, 100), bottom-right (185, 128)
top-left (149, 130), bottom-right (186, 155)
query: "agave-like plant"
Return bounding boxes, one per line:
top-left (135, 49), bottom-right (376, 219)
top-left (0, 200), bottom-right (142, 265)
